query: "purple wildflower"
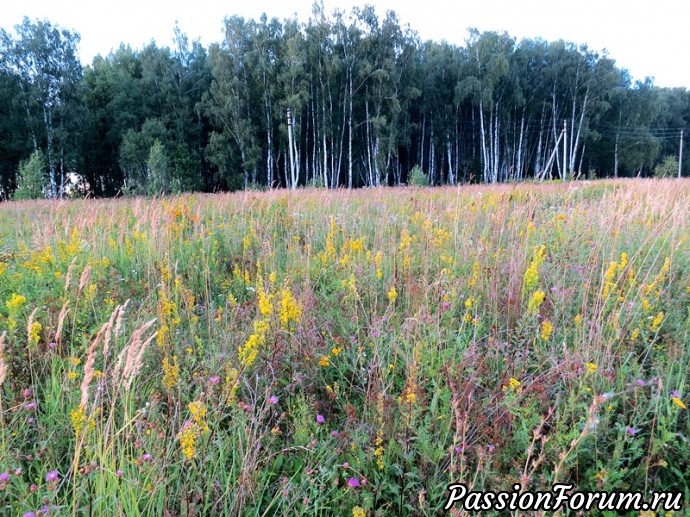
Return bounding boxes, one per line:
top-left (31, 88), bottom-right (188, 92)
top-left (672, 390), bottom-right (680, 399)
top-left (331, 430), bottom-right (339, 438)
top-left (347, 477), bottom-right (360, 488)
top-left (22, 389), bottom-right (33, 399)
top-left (23, 512), bottom-right (36, 517)
top-left (268, 395), bottom-right (279, 405)
top-left (316, 414), bottom-right (325, 424)
top-left (141, 453), bottom-right (152, 462)
top-left (208, 375), bottom-right (221, 385)
top-left (116, 470), bottom-right (124, 478)
top-left (45, 470), bottom-right (59, 483)
top-left (24, 402), bottom-right (37, 411)
top-left (0, 472), bottom-right (9, 483)
top-left (625, 426), bottom-right (640, 436)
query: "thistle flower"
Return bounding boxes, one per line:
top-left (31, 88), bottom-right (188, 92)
top-left (316, 414), bottom-right (325, 424)
top-left (45, 470), bottom-right (59, 483)
top-left (347, 477), bottom-right (360, 488)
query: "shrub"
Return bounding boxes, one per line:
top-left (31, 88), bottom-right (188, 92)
top-left (654, 155), bottom-right (679, 178)
top-left (407, 164), bottom-right (428, 186)
top-left (14, 150), bottom-right (46, 200)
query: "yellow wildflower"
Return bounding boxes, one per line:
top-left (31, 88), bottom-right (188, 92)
top-left (503, 377), bottom-right (522, 393)
top-left (29, 321), bottom-right (42, 345)
top-left (523, 244), bottom-right (546, 292)
top-left (162, 355), bottom-right (180, 390)
top-left (258, 288), bottom-right (273, 317)
top-left (178, 425), bottom-right (196, 459)
top-left (319, 356), bottom-right (331, 367)
top-left (189, 400), bottom-right (209, 432)
top-left (6, 293), bottom-right (26, 312)
top-left (70, 405), bottom-right (86, 436)
top-left (387, 286), bottom-right (398, 304)
top-left (649, 312), bottom-right (664, 333)
top-left (527, 290), bottom-right (545, 315)
top-left (630, 328), bottom-right (641, 341)
top-left (279, 286), bottom-right (302, 329)
top-left (585, 362), bottom-right (597, 374)
top-left (468, 260), bottom-right (480, 288)
top-left (540, 320), bottom-right (553, 341)
top-left (672, 397), bottom-right (687, 410)
top-left (225, 366), bottom-right (239, 404)
top-left (352, 507), bottom-right (366, 517)
top-left (239, 333), bottom-right (262, 368)
top-left (602, 260), bottom-right (618, 299)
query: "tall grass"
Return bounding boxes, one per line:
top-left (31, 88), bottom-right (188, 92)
top-left (0, 179), bottom-right (689, 515)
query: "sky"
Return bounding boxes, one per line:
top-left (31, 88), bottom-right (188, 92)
top-left (1, 0), bottom-right (689, 88)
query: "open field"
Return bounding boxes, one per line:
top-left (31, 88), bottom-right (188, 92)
top-left (1, 179), bottom-right (689, 515)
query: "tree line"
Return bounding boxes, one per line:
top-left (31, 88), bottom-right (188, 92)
top-left (1, 4), bottom-right (688, 199)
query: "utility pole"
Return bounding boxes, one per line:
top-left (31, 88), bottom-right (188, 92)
top-left (563, 119), bottom-right (567, 179)
top-left (679, 129), bottom-right (684, 178)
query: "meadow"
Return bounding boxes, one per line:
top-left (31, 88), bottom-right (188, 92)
top-left (0, 179), bottom-right (689, 516)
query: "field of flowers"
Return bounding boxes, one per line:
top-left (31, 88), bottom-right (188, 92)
top-left (0, 179), bottom-right (689, 516)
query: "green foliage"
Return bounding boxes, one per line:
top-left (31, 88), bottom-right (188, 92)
top-left (0, 12), bottom-right (689, 194)
top-left (1, 181), bottom-right (688, 514)
top-left (13, 151), bottom-right (46, 200)
top-left (654, 155), bottom-right (680, 177)
top-left (407, 165), bottom-right (428, 186)
top-left (147, 140), bottom-right (171, 195)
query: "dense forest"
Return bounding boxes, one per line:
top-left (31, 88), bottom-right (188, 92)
top-left (0, 4), bottom-right (688, 198)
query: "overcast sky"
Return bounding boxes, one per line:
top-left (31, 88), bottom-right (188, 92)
top-left (1, 0), bottom-right (688, 88)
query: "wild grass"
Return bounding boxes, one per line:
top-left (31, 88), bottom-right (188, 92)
top-left (0, 178), bottom-right (689, 516)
